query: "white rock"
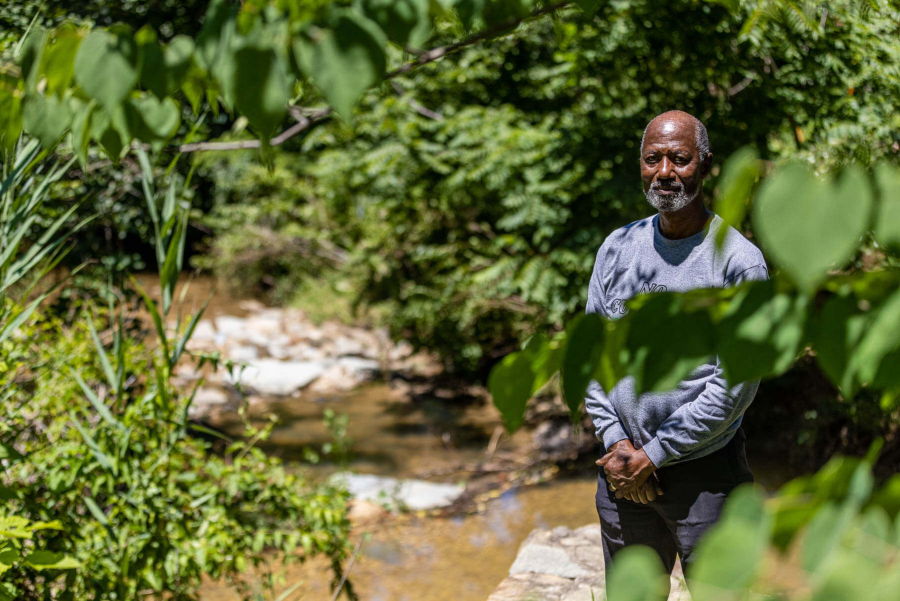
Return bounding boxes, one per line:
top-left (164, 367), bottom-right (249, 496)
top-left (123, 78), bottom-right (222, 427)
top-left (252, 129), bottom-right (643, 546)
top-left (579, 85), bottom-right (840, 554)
top-left (227, 345), bottom-right (259, 362)
top-left (509, 544), bottom-right (591, 579)
top-left (190, 319), bottom-right (217, 341)
top-left (223, 359), bottom-right (328, 396)
top-left (193, 387), bottom-right (230, 406)
top-left (329, 472), bottom-right (465, 511)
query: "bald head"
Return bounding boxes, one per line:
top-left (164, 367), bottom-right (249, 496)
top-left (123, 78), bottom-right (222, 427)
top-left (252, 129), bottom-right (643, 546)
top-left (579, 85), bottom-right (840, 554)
top-left (639, 110), bottom-right (713, 213)
top-left (640, 111), bottom-right (710, 162)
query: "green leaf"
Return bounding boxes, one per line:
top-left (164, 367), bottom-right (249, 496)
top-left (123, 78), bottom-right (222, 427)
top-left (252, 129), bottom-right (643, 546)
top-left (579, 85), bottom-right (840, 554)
top-left (232, 44), bottom-right (290, 137)
top-left (22, 92), bottom-right (72, 149)
top-left (704, 0), bottom-right (739, 12)
top-left (162, 36), bottom-right (196, 95)
top-left (623, 293), bottom-right (716, 393)
top-left (717, 280), bottom-right (808, 382)
top-left (0, 516), bottom-right (32, 539)
top-left (0, 75), bottom-right (24, 161)
top-left (714, 146), bottom-right (759, 246)
top-left (67, 365), bottom-right (121, 429)
top-left (74, 27), bottom-right (140, 110)
top-left (195, 0), bottom-right (238, 73)
top-left (39, 24), bottom-right (84, 97)
top-left (363, 0), bottom-right (431, 48)
top-left (690, 485), bottom-right (771, 600)
top-left (574, 0), bottom-right (603, 15)
top-left (137, 26), bottom-right (167, 98)
top-left (293, 10), bottom-right (387, 118)
top-left (605, 545), bottom-right (669, 601)
top-left (23, 551), bottom-right (80, 571)
top-left (455, 0), bottom-right (487, 29)
top-left (812, 293), bottom-right (870, 394)
top-left (488, 332), bottom-right (562, 433)
top-left (754, 163), bottom-right (872, 292)
top-left (561, 314), bottom-right (606, 420)
top-left (850, 288), bottom-right (900, 388)
top-left (874, 163), bottom-right (900, 251)
top-left (69, 415), bottom-right (115, 473)
top-left (124, 94), bottom-right (182, 143)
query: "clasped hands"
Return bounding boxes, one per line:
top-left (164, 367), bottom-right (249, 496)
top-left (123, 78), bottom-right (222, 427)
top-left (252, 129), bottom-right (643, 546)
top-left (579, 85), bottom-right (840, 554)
top-left (596, 439), bottom-right (663, 504)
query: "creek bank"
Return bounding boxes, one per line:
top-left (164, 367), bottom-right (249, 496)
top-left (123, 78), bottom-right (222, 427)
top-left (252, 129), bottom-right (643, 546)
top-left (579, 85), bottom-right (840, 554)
top-left (489, 525), bottom-right (690, 601)
top-left (172, 300), bottom-right (443, 419)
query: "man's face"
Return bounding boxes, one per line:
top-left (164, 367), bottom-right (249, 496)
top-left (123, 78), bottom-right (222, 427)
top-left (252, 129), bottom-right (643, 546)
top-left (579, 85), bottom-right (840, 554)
top-left (640, 117), bottom-right (711, 212)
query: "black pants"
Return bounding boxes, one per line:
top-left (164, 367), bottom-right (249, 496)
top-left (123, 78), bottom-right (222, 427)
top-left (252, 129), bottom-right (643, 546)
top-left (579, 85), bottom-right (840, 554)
top-left (595, 428), bottom-right (754, 587)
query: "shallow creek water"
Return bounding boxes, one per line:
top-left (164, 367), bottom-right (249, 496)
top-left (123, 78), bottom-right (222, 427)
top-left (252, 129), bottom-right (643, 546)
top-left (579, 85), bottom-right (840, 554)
top-left (138, 275), bottom-right (798, 600)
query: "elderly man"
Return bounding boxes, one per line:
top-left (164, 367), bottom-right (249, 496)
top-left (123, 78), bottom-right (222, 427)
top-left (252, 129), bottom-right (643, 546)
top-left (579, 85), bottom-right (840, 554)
top-left (585, 110), bottom-right (768, 587)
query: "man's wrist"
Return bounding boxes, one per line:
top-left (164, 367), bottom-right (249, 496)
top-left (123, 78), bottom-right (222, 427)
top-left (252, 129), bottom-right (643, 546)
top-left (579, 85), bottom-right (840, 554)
top-left (640, 437), bottom-right (668, 470)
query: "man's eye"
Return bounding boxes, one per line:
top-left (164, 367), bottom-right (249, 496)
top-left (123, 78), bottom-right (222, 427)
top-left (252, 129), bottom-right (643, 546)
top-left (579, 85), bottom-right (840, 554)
top-left (644, 157), bottom-right (659, 164)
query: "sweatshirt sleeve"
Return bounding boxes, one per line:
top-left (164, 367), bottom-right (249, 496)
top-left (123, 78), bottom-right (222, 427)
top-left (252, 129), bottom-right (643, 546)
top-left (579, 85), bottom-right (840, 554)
top-left (584, 245), bottom-right (630, 451)
top-left (640, 259), bottom-right (769, 468)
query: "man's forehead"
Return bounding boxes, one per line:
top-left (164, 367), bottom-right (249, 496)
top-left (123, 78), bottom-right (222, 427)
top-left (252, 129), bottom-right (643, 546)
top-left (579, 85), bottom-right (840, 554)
top-left (644, 117), bottom-right (696, 148)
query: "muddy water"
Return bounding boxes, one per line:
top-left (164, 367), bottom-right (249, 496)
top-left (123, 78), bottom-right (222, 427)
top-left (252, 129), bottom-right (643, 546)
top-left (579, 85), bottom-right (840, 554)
top-left (199, 477), bottom-right (602, 601)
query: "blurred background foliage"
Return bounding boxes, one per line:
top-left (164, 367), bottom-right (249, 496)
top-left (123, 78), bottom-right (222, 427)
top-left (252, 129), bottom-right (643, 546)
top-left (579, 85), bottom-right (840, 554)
top-left (3, 0), bottom-right (900, 598)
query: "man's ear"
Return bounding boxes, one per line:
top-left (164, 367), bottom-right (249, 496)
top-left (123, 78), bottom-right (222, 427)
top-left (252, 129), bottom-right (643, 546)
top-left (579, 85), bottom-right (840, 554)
top-left (700, 152), bottom-right (714, 179)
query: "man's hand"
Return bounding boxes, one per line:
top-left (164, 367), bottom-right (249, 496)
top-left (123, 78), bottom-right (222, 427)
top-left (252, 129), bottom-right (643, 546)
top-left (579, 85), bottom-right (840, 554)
top-left (596, 439), bottom-right (658, 493)
top-left (615, 474), bottom-right (663, 504)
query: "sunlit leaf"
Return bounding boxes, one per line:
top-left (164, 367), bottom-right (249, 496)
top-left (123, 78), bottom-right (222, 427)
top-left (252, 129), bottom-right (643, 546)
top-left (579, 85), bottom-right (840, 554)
top-left (73, 27), bottom-right (140, 110)
top-left (605, 545), bottom-right (669, 601)
top-left (22, 92), bottom-right (72, 149)
top-left (488, 332), bottom-right (562, 433)
top-left (714, 146), bottom-right (759, 246)
top-left (717, 280), bottom-right (808, 382)
top-left (754, 163), bottom-right (872, 292)
top-left (874, 163), bottom-right (900, 251)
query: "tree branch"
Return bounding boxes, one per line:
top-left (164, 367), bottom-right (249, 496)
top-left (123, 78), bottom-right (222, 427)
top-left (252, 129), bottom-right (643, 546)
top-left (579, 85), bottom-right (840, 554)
top-left (385, 1), bottom-right (572, 80)
top-left (177, 1), bottom-right (574, 153)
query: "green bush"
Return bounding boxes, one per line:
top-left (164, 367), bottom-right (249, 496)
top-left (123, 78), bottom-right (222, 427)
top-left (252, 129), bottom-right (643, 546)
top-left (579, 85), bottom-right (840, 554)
top-left (1, 300), bottom-right (353, 601)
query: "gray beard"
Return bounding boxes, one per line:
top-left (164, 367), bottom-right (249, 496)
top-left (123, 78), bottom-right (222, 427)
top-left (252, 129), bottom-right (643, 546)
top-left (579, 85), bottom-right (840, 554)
top-left (644, 183), bottom-right (699, 212)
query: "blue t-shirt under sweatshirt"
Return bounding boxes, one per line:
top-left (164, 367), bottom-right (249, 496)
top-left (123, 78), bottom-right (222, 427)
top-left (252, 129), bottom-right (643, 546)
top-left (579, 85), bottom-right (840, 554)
top-left (584, 212), bottom-right (769, 468)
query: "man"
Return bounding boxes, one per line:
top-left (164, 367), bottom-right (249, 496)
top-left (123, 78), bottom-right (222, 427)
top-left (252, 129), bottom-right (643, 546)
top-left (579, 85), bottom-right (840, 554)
top-left (584, 110), bottom-right (768, 588)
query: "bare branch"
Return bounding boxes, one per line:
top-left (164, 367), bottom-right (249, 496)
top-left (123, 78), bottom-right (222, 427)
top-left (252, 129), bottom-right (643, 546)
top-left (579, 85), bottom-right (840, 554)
top-left (385, 2), bottom-right (572, 80)
top-left (175, 111), bottom-right (330, 153)
top-left (392, 81), bottom-right (443, 121)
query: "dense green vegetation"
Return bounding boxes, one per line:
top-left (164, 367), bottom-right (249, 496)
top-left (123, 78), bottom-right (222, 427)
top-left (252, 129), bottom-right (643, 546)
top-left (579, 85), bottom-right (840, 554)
top-left (3, 0), bottom-right (900, 599)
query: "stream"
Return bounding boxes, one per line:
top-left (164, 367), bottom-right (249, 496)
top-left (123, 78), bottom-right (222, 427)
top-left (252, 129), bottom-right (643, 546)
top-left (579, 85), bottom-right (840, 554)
top-left (138, 275), bottom-right (799, 600)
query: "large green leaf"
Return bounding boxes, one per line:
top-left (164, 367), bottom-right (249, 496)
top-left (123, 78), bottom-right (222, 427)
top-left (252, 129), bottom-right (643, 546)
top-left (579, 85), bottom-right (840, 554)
top-left (717, 280), bottom-right (808, 383)
top-left (848, 287), bottom-right (900, 388)
top-left (874, 163), bottom-right (900, 251)
top-left (488, 332), bottom-right (562, 433)
top-left (754, 163), bottom-right (871, 292)
top-left (22, 93), bottom-right (72, 149)
top-left (690, 485), bottom-right (771, 600)
top-left (812, 293), bottom-right (870, 394)
top-left (363, 0), bottom-right (431, 48)
top-left (560, 314), bottom-right (605, 421)
top-left (605, 545), bottom-right (669, 601)
top-left (124, 94), bottom-right (181, 144)
top-left (232, 43), bottom-right (290, 137)
top-left (713, 146), bottom-right (759, 246)
top-left (293, 10), bottom-right (387, 118)
top-left (623, 293), bottom-right (716, 393)
top-left (39, 24), bottom-right (84, 97)
top-left (73, 27), bottom-right (140, 110)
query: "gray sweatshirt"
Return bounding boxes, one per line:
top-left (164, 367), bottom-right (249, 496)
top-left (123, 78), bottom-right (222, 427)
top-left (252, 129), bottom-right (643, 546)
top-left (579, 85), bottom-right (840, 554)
top-left (585, 212), bottom-right (768, 468)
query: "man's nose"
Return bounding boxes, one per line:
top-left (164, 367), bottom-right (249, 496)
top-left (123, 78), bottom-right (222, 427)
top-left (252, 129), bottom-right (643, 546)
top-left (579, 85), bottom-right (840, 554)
top-left (658, 156), bottom-right (675, 179)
